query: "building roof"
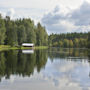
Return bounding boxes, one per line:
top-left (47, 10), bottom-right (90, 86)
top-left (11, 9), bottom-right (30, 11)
top-left (22, 43), bottom-right (34, 46)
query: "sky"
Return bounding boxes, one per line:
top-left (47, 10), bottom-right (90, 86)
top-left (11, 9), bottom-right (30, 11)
top-left (0, 0), bottom-right (90, 34)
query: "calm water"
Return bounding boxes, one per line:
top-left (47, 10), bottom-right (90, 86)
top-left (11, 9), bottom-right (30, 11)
top-left (0, 48), bottom-right (90, 90)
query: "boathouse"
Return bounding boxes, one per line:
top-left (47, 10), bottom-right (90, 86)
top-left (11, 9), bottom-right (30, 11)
top-left (22, 43), bottom-right (34, 47)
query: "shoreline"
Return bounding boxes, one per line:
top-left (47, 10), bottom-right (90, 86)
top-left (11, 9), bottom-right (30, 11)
top-left (0, 45), bottom-right (48, 51)
top-left (0, 45), bottom-right (89, 51)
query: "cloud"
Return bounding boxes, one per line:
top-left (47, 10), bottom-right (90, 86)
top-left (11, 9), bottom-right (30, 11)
top-left (70, 2), bottom-right (90, 26)
top-left (6, 8), bottom-right (15, 19)
top-left (41, 1), bottom-right (90, 34)
top-left (0, 11), bottom-right (6, 18)
top-left (0, 0), bottom-right (90, 34)
top-left (41, 6), bottom-right (67, 34)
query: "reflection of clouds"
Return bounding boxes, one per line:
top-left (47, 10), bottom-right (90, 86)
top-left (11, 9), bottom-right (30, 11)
top-left (54, 60), bottom-right (77, 72)
top-left (55, 76), bottom-right (82, 90)
top-left (9, 75), bottom-right (15, 83)
top-left (1, 75), bottom-right (15, 84)
top-left (41, 58), bottom-right (90, 90)
top-left (70, 63), bottom-right (90, 88)
top-left (0, 58), bottom-right (90, 90)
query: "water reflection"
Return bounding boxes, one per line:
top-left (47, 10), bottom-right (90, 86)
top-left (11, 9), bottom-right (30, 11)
top-left (48, 48), bottom-right (88, 61)
top-left (22, 49), bottom-right (34, 54)
top-left (0, 49), bottom-right (48, 81)
top-left (0, 48), bottom-right (90, 90)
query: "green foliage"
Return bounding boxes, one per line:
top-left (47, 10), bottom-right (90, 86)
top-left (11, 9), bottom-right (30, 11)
top-left (0, 15), bottom-right (48, 46)
top-left (5, 21), bottom-right (18, 46)
top-left (49, 32), bottom-right (88, 48)
top-left (79, 38), bottom-right (87, 48)
top-left (23, 19), bottom-right (36, 44)
top-left (88, 32), bottom-right (90, 48)
top-left (17, 25), bottom-right (26, 45)
top-left (69, 40), bottom-right (73, 48)
top-left (0, 14), bottom-right (89, 48)
top-left (63, 39), bottom-right (69, 47)
top-left (36, 23), bottom-right (48, 46)
top-left (53, 42), bottom-right (58, 47)
top-left (59, 41), bottom-right (63, 47)
top-left (0, 15), bottom-right (6, 44)
top-left (73, 38), bottom-right (79, 47)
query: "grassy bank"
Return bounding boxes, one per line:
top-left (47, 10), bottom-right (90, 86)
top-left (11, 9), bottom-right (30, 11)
top-left (0, 45), bottom-right (48, 51)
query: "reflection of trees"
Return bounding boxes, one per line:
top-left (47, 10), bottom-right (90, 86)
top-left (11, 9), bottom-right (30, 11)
top-left (0, 52), bottom-right (6, 81)
top-left (36, 50), bottom-right (48, 72)
top-left (87, 50), bottom-right (90, 77)
top-left (17, 50), bottom-right (27, 76)
top-left (88, 50), bottom-right (90, 63)
top-left (0, 48), bottom-right (89, 81)
top-left (17, 50), bottom-right (36, 77)
top-left (5, 50), bottom-right (18, 79)
top-left (0, 49), bottom-right (48, 82)
top-left (49, 48), bottom-right (90, 77)
top-left (48, 48), bottom-right (88, 61)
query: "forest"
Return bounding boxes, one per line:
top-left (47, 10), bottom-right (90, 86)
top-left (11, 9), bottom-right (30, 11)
top-left (0, 14), bottom-right (48, 46)
top-left (0, 14), bottom-right (90, 48)
top-left (48, 32), bottom-right (90, 48)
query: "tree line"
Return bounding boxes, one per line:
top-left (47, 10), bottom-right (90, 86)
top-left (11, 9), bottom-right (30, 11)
top-left (49, 32), bottom-right (90, 48)
top-left (0, 14), bottom-right (90, 48)
top-left (0, 14), bottom-right (48, 46)
top-left (88, 32), bottom-right (90, 48)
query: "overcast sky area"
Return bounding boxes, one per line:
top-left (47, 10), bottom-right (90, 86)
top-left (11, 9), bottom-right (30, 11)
top-left (0, 0), bottom-right (90, 34)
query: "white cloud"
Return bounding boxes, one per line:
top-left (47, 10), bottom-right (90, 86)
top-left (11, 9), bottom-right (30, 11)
top-left (0, 0), bottom-right (85, 19)
top-left (0, 10), bottom-right (6, 18)
top-left (0, 0), bottom-right (90, 33)
top-left (70, 2), bottom-right (90, 26)
top-left (6, 8), bottom-right (15, 19)
top-left (42, 1), bottom-right (90, 34)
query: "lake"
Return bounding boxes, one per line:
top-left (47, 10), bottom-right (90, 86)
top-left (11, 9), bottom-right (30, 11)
top-left (0, 48), bottom-right (90, 90)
